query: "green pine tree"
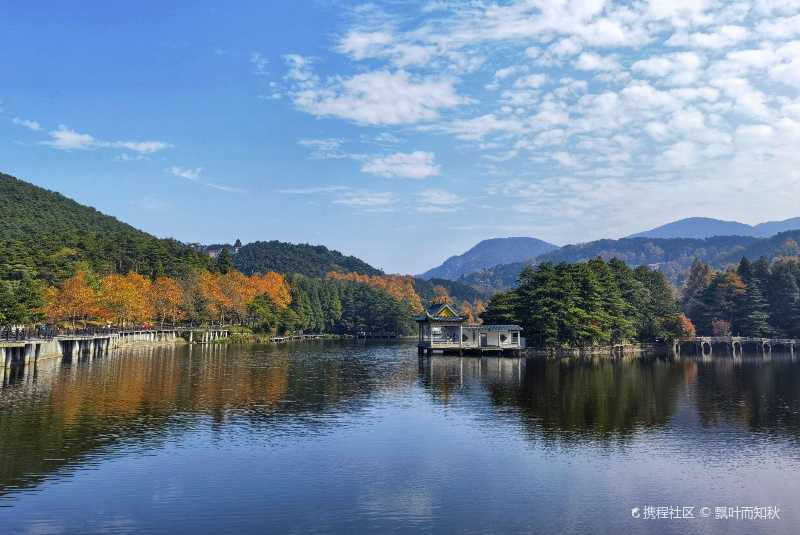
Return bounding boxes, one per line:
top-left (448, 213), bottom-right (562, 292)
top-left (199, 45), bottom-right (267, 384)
top-left (733, 278), bottom-right (771, 336)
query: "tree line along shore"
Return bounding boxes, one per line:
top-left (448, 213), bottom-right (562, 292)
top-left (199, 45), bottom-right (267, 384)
top-left (2, 249), bottom-right (800, 348)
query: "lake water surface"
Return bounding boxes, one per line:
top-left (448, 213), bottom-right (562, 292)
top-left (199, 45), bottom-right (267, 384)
top-left (1, 341), bottom-right (799, 534)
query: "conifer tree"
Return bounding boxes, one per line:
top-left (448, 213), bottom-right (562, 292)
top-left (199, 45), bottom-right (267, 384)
top-left (733, 278), bottom-right (771, 336)
top-left (768, 261), bottom-right (800, 336)
top-left (481, 292), bottom-right (518, 325)
top-left (216, 248), bottom-right (235, 274)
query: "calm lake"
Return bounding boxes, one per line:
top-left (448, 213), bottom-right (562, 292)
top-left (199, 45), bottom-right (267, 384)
top-left (1, 341), bottom-right (799, 534)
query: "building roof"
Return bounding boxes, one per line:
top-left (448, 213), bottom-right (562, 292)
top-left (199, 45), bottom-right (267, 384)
top-left (464, 324), bottom-right (523, 331)
top-left (415, 302), bottom-right (466, 322)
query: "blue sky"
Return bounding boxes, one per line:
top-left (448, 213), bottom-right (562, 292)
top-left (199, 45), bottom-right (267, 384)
top-left (2, 1), bottom-right (800, 274)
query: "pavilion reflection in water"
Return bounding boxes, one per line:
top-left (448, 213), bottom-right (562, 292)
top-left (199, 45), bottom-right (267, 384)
top-left (419, 355), bottom-right (525, 387)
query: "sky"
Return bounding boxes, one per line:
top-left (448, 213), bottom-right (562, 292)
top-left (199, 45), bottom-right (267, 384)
top-left (2, 1), bottom-right (800, 274)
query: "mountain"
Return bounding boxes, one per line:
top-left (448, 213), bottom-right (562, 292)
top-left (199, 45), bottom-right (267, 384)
top-left (459, 261), bottom-right (534, 293)
top-left (413, 277), bottom-right (492, 304)
top-left (0, 172), bottom-right (214, 282)
top-left (752, 217), bottom-right (800, 237)
top-left (629, 216), bottom-right (800, 239)
top-left (462, 231), bottom-right (800, 291)
top-left (419, 237), bottom-right (558, 280)
top-left (234, 240), bottom-right (382, 278)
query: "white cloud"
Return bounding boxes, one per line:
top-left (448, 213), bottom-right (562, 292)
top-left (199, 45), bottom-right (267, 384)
top-left (336, 30), bottom-right (434, 68)
top-left (632, 52), bottom-right (704, 85)
top-left (298, 138), bottom-right (351, 159)
top-left (278, 185), bottom-right (349, 194)
top-left (361, 151), bottom-right (440, 179)
top-left (417, 188), bottom-right (463, 211)
top-left (337, 31), bottom-right (393, 58)
top-left (334, 191), bottom-right (395, 207)
top-left (513, 74), bottom-right (548, 88)
top-left (667, 26), bottom-right (750, 49)
top-left (662, 140), bottom-right (699, 168)
top-left (442, 114), bottom-right (525, 141)
top-left (107, 140), bottom-right (171, 153)
top-left (251, 52), bottom-right (269, 75)
top-left (289, 67), bottom-right (464, 126)
top-left (169, 166), bottom-right (202, 180)
top-left (42, 126), bottom-right (95, 150)
top-left (769, 43), bottom-right (800, 88)
top-left (42, 125), bottom-right (171, 153)
top-left (575, 52), bottom-right (621, 71)
top-left (756, 14), bottom-right (800, 38)
top-left (12, 117), bottom-right (41, 131)
top-left (168, 166), bottom-right (241, 192)
top-left (419, 189), bottom-right (464, 206)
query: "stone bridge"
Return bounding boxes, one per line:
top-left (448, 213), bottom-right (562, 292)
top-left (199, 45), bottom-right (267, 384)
top-left (674, 336), bottom-right (797, 358)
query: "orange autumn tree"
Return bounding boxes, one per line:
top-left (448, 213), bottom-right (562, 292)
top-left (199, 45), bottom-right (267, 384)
top-left (459, 299), bottom-right (487, 324)
top-left (42, 271), bottom-right (101, 328)
top-left (461, 301), bottom-right (476, 323)
top-left (679, 314), bottom-right (696, 337)
top-left (99, 272), bottom-right (153, 326)
top-left (431, 285), bottom-right (451, 305)
top-left (326, 272), bottom-right (423, 313)
top-left (218, 271), bottom-right (255, 323)
top-left (150, 276), bottom-right (185, 327)
top-left (251, 272), bottom-right (292, 309)
top-left (474, 299), bottom-right (487, 322)
top-left (198, 271), bottom-right (229, 324)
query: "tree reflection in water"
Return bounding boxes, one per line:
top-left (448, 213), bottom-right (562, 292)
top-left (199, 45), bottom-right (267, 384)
top-left (419, 352), bottom-right (800, 444)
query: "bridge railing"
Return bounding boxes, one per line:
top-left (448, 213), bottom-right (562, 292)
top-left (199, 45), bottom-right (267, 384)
top-left (0, 324), bottom-right (229, 341)
top-left (678, 336), bottom-right (798, 344)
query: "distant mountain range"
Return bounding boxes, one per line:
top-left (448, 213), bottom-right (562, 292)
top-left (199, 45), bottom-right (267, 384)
top-left (422, 216), bottom-right (800, 293)
top-left (460, 231), bottom-right (800, 292)
top-left (418, 237), bottom-right (558, 280)
top-left (628, 216), bottom-right (800, 239)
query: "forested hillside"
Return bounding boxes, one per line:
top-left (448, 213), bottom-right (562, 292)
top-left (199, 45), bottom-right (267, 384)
top-left (0, 173), bottom-right (473, 334)
top-left (235, 240), bottom-right (382, 278)
top-left (0, 172), bottom-right (213, 282)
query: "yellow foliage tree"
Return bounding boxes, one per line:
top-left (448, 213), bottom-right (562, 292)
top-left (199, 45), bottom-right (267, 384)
top-left (431, 285), bottom-right (451, 305)
top-left (150, 276), bottom-right (185, 327)
top-left (461, 301), bottom-right (476, 323)
top-left (99, 272), bottom-right (153, 327)
top-left (219, 271), bottom-right (254, 323)
top-left (42, 271), bottom-right (100, 328)
top-left (473, 299), bottom-right (487, 325)
top-left (252, 272), bottom-right (292, 309)
top-left (326, 272), bottom-right (423, 312)
top-left (198, 271), bottom-right (228, 324)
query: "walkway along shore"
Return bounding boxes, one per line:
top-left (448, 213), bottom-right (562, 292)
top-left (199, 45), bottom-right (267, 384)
top-left (0, 328), bottom-right (230, 380)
